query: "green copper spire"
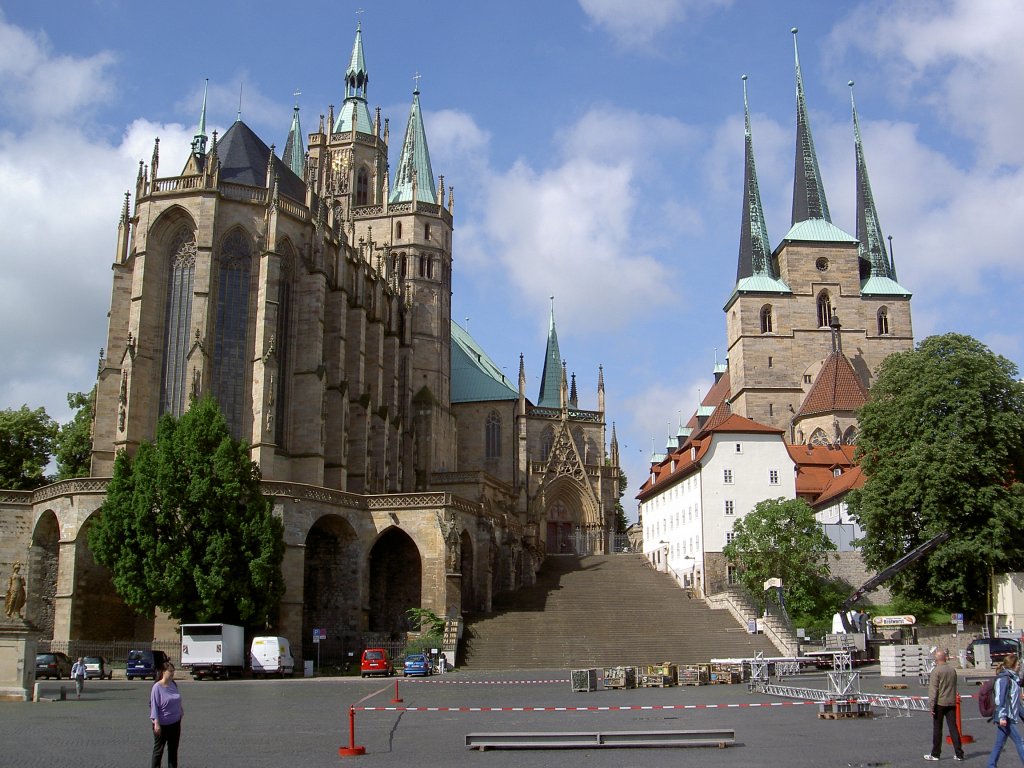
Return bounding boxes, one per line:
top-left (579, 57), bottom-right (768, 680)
top-left (850, 81), bottom-right (888, 280)
top-left (791, 28), bottom-right (831, 225)
top-left (191, 79), bottom-right (209, 157)
top-left (850, 82), bottom-right (911, 297)
top-left (334, 22), bottom-right (374, 134)
top-left (537, 297), bottom-right (563, 408)
top-left (735, 76), bottom-right (789, 294)
top-left (389, 83), bottom-right (437, 204)
top-left (283, 97), bottom-right (305, 178)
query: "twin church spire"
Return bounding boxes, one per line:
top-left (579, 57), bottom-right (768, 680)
top-left (735, 28), bottom-right (909, 297)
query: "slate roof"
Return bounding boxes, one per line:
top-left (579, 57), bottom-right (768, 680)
top-left (216, 120), bottom-right (306, 203)
top-left (450, 321), bottom-right (518, 403)
top-left (795, 351), bottom-right (868, 418)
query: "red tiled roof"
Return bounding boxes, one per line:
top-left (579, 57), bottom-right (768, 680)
top-left (795, 350), bottom-right (868, 418)
top-left (704, 413), bottom-right (785, 435)
top-left (789, 444), bottom-right (858, 503)
top-left (814, 465), bottom-right (865, 507)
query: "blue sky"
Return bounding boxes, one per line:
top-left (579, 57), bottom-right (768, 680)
top-left (2, 1), bottom-right (1022, 514)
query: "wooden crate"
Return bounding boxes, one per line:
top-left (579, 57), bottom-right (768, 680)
top-left (602, 666), bottom-right (637, 689)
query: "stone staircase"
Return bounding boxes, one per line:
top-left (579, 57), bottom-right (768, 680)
top-left (459, 554), bottom-right (780, 669)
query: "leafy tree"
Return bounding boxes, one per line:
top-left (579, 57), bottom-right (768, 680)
top-left (614, 469), bottom-right (629, 534)
top-left (722, 497), bottom-right (836, 616)
top-left (0, 405), bottom-right (56, 490)
top-left (55, 389), bottom-right (95, 480)
top-left (89, 396), bottom-right (285, 627)
top-left (847, 333), bottom-right (1024, 615)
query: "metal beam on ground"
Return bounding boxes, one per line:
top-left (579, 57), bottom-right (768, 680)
top-left (464, 729), bottom-right (736, 751)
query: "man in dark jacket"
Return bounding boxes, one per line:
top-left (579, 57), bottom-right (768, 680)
top-left (925, 649), bottom-right (964, 761)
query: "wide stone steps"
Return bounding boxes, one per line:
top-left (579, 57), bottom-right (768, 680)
top-left (459, 554), bottom-right (778, 669)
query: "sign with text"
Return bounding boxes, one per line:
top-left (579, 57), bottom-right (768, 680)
top-left (871, 614), bottom-right (916, 627)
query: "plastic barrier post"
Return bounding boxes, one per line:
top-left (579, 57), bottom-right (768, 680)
top-left (338, 706), bottom-right (366, 757)
top-left (391, 678), bottom-right (403, 704)
top-left (947, 694), bottom-right (974, 745)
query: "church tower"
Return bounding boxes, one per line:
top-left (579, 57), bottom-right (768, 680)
top-left (724, 30), bottom-right (913, 443)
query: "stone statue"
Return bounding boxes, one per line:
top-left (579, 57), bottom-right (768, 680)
top-left (4, 562), bottom-right (26, 620)
top-left (437, 510), bottom-right (461, 573)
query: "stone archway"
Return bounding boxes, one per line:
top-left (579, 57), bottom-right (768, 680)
top-left (28, 511), bottom-right (59, 639)
top-left (367, 528), bottom-right (421, 637)
top-left (71, 517), bottom-right (139, 640)
top-left (459, 530), bottom-right (475, 613)
top-left (303, 515), bottom-right (361, 663)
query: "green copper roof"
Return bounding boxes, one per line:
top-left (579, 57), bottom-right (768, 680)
top-left (451, 321), bottom-right (518, 403)
top-left (389, 89), bottom-right (437, 204)
top-left (282, 105), bottom-right (304, 177)
top-left (191, 79), bottom-right (209, 156)
top-left (860, 275), bottom-right (912, 297)
top-left (537, 299), bottom-right (563, 408)
top-left (736, 76), bottom-right (788, 294)
top-left (333, 24), bottom-right (373, 134)
top-left (791, 29), bottom-right (831, 226)
top-left (781, 218), bottom-right (857, 244)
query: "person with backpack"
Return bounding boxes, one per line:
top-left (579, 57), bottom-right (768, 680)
top-left (988, 653), bottom-right (1024, 767)
top-left (926, 649), bottom-right (966, 761)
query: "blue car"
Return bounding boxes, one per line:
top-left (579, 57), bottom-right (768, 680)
top-left (403, 653), bottom-right (431, 677)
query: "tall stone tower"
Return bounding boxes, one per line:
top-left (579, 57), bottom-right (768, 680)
top-left (724, 30), bottom-right (913, 444)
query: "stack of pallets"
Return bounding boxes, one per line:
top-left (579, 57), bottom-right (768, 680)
top-left (880, 645), bottom-right (931, 678)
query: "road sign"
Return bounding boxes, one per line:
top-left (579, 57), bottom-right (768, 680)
top-left (313, 628), bottom-right (321, 643)
top-left (950, 613), bottom-right (964, 623)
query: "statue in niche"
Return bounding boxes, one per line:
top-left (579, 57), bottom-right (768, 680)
top-left (4, 562), bottom-right (26, 620)
top-left (437, 510), bottom-right (461, 573)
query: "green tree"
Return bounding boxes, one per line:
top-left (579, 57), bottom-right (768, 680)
top-left (0, 405), bottom-right (56, 490)
top-left (847, 333), bottom-right (1024, 615)
top-left (89, 396), bottom-right (285, 627)
top-left (722, 497), bottom-right (836, 616)
top-left (55, 389), bottom-right (94, 480)
top-left (614, 468), bottom-right (629, 534)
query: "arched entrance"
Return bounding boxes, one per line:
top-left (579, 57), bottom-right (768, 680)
top-left (28, 511), bottom-right (59, 639)
top-left (459, 530), bottom-right (474, 612)
top-left (367, 528), bottom-right (421, 637)
top-left (546, 500), bottom-right (577, 554)
top-left (303, 515), bottom-right (361, 663)
top-left (71, 517), bottom-right (138, 639)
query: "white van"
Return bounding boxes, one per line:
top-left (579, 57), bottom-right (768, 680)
top-left (250, 636), bottom-right (294, 677)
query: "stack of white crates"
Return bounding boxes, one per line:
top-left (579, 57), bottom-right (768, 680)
top-left (880, 645), bottom-right (931, 677)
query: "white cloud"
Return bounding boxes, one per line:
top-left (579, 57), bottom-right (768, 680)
top-left (578, 0), bottom-right (732, 48)
top-left (829, 0), bottom-right (1024, 168)
top-left (0, 13), bottom-right (117, 124)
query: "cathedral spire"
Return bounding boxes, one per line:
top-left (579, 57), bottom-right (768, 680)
top-left (850, 81), bottom-right (891, 282)
top-left (569, 372), bottom-right (578, 408)
top-left (389, 81), bottom-right (437, 204)
top-left (191, 79), bottom-right (209, 157)
top-left (736, 75), bottom-right (776, 283)
top-left (791, 28), bottom-right (831, 225)
top-left (537, 297), bottom-right (563, 408)
top-left (333, 22), bottom-right (374, 135)
top-left (283, 95), bottom-right (305, 178)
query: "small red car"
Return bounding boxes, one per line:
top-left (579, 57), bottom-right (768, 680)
top-left (360, 648), bottom-right (393, 677)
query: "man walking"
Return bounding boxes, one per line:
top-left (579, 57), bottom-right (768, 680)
top-left (71, 657), bottom-right (86, 700)
top-left (926, 649), bottom-right (965, 761)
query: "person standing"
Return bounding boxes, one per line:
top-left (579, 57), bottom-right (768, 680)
top-left (925, 649), bottom-right (965, 761)
top-left (150, 661), bottom-right (183, 768)
top-left (70, 657), bottom-right (86, 699)
top-left (988, 653), bottom-right (1024, 767)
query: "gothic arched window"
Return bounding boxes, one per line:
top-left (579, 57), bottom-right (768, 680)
top-left (541, 426), bottom-right (555, 461)
top-left (395, 221), bottom-right (402, 240)
top-left (485, 410), bottom-right (501, 460)
top-left (809, 428), bottom-right (830, 446)
top-left (160, 228), bottom-right (197, 417)
top-left (877, 307), bottom-right (890, 335)
top-left (212, 229), bottom-right (253, 439)
top-left (274, 241), bottom-right (294, 447)
top-left (816, 291), bottom-right (833, 328)
top-left (760, 304), bottom-right (774, 334)
top-left (843, 426), bottom-right (858, 445)
top-left (356, 167), bottom-right (369, 205)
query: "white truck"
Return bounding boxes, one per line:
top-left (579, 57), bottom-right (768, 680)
top-left (180, 623), bottom-right (245, 680)
top-left (250, 636), bottom-right (294, 677)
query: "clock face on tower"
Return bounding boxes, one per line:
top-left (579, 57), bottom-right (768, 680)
top-left (815, 257), bottom-right (829, 272)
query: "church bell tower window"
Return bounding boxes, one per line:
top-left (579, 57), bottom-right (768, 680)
top-left (877, 307), bottom-right (890, 335)
top-left (816, 291), bottom-right (833, 328)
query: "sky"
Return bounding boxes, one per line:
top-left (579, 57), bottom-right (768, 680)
top-left (2, 1), bottom-right (1022, 517)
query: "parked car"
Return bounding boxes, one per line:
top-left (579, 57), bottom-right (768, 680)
top-left (35, 652), bottom-right (72, 679)
top-left (360, 648), bottom-right (393, 678)
top-left (402, 653), bottom-right (431, 677)
top-left (966, 637), bottom-right (1022, 666)
top-left (83, 655), bottom-right (113, 680)
top-left (126, 649), bottom-right (170, 681)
